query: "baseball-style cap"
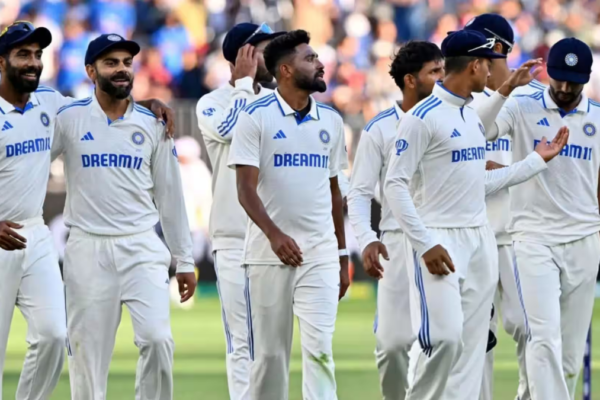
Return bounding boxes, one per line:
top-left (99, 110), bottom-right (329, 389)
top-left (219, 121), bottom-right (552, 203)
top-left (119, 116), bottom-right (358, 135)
top-left (84, 33), bottom-right (140, 66)
top-left (0, 21), bottom-right (52, 54)
top-left (463, 13), bottom-right (514, 53)
top-left (222, 23), bottom-right (285, 64)
top-left (547, 38), bottom-right (592, 84)
top-left (441, 30), bottom-right (507, 59)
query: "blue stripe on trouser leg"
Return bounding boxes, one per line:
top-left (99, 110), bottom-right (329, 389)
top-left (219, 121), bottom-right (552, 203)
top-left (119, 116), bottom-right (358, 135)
top-left (214, 255), bottom-right (234, 354)
top-left (244, 272), bottom-right (254, 361)
top-left (413, 251), bottom-right (432, 356)
top-left (512, 251), bottom-right (531, 341)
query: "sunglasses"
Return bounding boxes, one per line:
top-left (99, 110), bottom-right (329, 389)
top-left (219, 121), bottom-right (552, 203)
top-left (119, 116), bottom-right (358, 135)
top-left (0, 21), bottom-right (35, 38)
top-left (468, 37), bottom-right (496, 53)
top-left (242, 23), bottom-right (274, 46)
top-left (484, 28), bottom-right (514, 54)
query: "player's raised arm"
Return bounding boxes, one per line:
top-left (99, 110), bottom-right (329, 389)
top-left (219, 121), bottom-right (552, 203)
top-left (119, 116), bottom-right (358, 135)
top-left (484, 127), bottom-right (570, 196)
top-left (228, 111), bottom-right (303, 267)
top-left (150, 129), bottom-right (197, 302)
top-left (384, 115), bottom-right (454, 275)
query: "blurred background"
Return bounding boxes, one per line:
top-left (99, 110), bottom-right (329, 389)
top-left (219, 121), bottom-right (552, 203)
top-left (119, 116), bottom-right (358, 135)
top-left (4, 0), bottom-right (600, 290)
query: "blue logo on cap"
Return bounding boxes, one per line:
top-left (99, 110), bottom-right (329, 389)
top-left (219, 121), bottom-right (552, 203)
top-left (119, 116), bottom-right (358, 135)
top-left (565, 53), bottom-right (578, 67)
top-left (584, 123), bottom-right (596, 137)
top-left (131, 132), bottom-right (145, 145)
top-left (40, 112), bottom-right (50, 127)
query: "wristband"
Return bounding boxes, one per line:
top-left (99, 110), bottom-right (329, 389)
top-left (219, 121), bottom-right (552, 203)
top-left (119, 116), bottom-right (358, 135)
top-left (338, 249), bottom-right (349, 257)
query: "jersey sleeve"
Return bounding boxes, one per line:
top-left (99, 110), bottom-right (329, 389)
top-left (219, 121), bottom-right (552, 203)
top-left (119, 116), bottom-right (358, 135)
top-left (347, 128), bottom-right (384, 252)
top-left (329, 118), bottom-right (348, 178)
top-left (51, 117), bottom-right (65, 161)
top-left (484, 151), bottom-right (547, 196)
top-left (476, 92), bottom-right (518, 141)
top-left (383, 115), bottom-right (437, 257)
top-left (196, 77), bottom-right (255, 144)
top-left (151, 130), bottom-right (196, 274)
top-left (227, 110), bottom-right (261, 169)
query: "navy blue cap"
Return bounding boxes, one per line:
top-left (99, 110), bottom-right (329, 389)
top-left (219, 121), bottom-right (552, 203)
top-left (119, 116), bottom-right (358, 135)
top-left (84, 33), bottom-right (140, 66)
top-left (547, 38), bottom-right (592, 84)
top-left (223, 23), bottom-right (285, 64)
top-left (0, 21), bottom-right (52, 54)
top-left (463, 14), bottom-right (514, 53)
top-left (441, 30), bottom-right (507, 59)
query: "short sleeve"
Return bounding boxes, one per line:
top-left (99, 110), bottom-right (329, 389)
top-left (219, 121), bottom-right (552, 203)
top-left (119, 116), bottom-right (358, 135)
top-left (227, 111), bottom-right (261, 169)
top-left (329, 120), bottom-right (348, 178)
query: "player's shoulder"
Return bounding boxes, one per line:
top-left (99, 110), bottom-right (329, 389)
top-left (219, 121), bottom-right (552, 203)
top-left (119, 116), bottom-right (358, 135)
top-left (316, 102), bottom-right (342, 123)
top-left (241, 92), bottom-right (278, 118)
top-left (56, 96), bottom-right (93, 119)
top-left (33, 85), bottom-right (67, 109)
top-left (363, 106), bottom-right (399, 134)
top-left (132, 102), bottom-right (166, 130)
top-left (196, 85), bottom-right (231, 114)
top-left (586, 99), bottom-right (600, 119)
top-left (406, 94), bottom-right (444, 124)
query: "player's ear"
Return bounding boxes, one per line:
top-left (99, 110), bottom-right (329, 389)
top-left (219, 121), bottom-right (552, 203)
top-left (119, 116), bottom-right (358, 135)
top-left (85, 64), bottom-right (96, 82)
top-left (404, 73), bottom-right (416, 90)
top-left (280, 63), bottom-right (292, 80)
top-left (493, 42), bottom-right (503, 54)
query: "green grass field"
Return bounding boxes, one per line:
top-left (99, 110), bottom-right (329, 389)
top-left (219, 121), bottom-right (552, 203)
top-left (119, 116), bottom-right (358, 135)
top-left (3, 295), bottom-right (600, 399)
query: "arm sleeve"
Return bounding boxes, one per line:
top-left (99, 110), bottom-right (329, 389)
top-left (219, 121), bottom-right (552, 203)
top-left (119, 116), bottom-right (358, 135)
top-left (329, 119), bottom-right (349, 178)
top-left (51, 117), bottom-right (65, 161)
top-left (227, 111), bottom-right (261, 169)
top-left (475, 92), bottom-right (518, 141)
top-left (347, 129), bottom-right (384, 252)
top-left (484, 151), bottom-right (547, 196)
top-left (383, 115), bottom-right (437, 257)
top-left (196, 77), bottom-right (256, 144)
top-left (151, 131), bottom-right (195, 274)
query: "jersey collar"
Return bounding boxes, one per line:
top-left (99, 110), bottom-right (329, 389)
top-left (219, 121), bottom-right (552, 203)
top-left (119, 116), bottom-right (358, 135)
top-left (90, 91), bottom-right (134, 122)
top-left (274, 89), bottom-right (320, 123)
top-left (541, 88), bottom-right (590, 116)
top-left (393, 101), bottom-right (404, 116)
top-left (0, 91), bottom-right (40, 115)
top-left (433, 82), bottom-right (473, 107)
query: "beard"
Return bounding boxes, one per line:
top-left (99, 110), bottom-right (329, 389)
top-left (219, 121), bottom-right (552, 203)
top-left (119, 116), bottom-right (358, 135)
top-left (4, 59), bottom-right (41, 93)
top-left (293, 70), bottom-right (326, 93)
top-left (96, 70), bottom-right (133, 99)
top-left (550, 86), bottom-right (582, 108)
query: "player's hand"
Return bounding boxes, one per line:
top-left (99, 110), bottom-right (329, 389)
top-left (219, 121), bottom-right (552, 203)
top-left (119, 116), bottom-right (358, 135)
top-left (422, 245), bottom-right (455, 276)
top-left (176, 272), bottom-right (197, 303)
top-left (499, 59), bottom-right (543, 96)
top-left (534, 127), bottom-right (570, 162)
top-left (148, 99), bottom-right (176, 138)
top-left (268, 230), bottom-right (303, 267)
top-left (339, 256), bottom-right (350, 300)
top-left (486, 160), bottom-right (506, 170)
top-left (231, 44), bottom-right (258, 82)
top-left (0, 221), bottom-right (26, 251)
top-left (361, 241), bottom-right (389, 280)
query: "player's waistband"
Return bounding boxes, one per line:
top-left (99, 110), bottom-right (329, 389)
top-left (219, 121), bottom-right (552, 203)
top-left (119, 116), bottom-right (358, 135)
top-left (69, 226), bottom-right (156, 240)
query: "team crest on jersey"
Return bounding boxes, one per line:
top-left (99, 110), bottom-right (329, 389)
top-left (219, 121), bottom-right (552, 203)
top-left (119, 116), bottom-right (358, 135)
top-left (131, 132), bottom-right (145, 145)
top-left (319, 130), bottom-right (330, 144)
top-left (202, 108), bottom-right (216, 116)
top-left (478, 123), bottom-right (485, 136)
top-left (40, 112), bottom-right (50, 127)
top-left (395, 139), bottom-right (409, 155)
top-left (584, 123), bottom-right (596, 137)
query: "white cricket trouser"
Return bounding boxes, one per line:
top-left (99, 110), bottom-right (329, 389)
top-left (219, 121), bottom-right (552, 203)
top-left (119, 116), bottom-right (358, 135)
top-left (480, 244), bottom-right (530, 400)
top-left (214, 249), bottom-right (250, 400)
top-left (406, 225), bottom-right (498, 400)
top-left (64, 227), bottom-right (175, 400)
top-left (246, 261), bottom-right (340, 400)
top-left (374, 231), bottom-right (416, 399)
top-left (0, 217), bottom-right (66, 400)
top-left (514, 234), bottom-right (600, 400)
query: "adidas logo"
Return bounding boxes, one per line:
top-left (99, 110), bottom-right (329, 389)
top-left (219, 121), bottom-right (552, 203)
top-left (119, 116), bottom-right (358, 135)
top-left (1, 121), bottom-right (13, 131)
top-left (536, 118), bottom-right (550, 127)
top-left (80, 132), bottom-right (95, 141)
top-left (273, 130), bottom-right (287, 139)
top-left (450, 129), bottom-right (461, 138)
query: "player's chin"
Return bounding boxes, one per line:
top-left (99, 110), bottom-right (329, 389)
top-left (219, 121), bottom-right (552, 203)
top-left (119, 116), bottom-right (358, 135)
top-left (313, 79), bottom-right (327, 93)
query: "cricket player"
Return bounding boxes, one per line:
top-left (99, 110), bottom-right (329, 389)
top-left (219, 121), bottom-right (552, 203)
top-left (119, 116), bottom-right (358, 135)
top-left (51, 34), bottom-right (196, 400)
top-left (195, 23), bottom-right (285, 400)
top-left (478, 37), bottom-right (600, 400)
top-left (228, 30), bottom-right (348, 400)
top-left (464, 13), bottom-right (546, 400)
top-left (0, 22), bottom-right (172, 400)
top-left (383, 30), bottom-right (568, 400)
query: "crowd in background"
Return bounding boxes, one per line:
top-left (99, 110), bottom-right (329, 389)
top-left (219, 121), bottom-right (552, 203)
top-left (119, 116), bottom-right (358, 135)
top-left (3, 0), bottom-right (600, 271)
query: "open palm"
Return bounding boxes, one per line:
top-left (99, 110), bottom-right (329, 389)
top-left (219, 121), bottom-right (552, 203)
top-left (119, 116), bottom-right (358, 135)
top-left (507, 59), bottom-right (544, 88)
top-left (534, 127), bottom-right (570, 162)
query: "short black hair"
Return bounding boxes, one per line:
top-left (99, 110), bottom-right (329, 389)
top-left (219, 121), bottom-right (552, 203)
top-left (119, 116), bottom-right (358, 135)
top-left (444, 56), bottom-right (479, 74)
top-left (264, 30), bottom-right (310, 78)
top-left (389, 41), bottom-right (443, 90)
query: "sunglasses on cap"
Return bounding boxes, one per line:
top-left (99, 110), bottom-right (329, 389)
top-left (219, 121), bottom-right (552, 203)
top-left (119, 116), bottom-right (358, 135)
top-left (484, 28), bottom-right (514, 54)
top-left (468, 37), bottom-right (496, 53)
top-left (0, 21), bottom-right (35, 38)
top-left (242, 23), bottom-right (275, 46)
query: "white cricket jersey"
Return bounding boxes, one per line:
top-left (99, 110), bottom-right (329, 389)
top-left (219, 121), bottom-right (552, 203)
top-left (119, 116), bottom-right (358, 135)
top-left (471, 79), bottom-right (547, 244)
top-left (227, 89), bottom-right (348, 264)
top-left (482, 88), bottom-right (600, 245)
top-left (348, 102), bottom-right (404, 252)
top-left (196, 77), bottom-right (272, 251)
top-left (52, 93), bottom-right (194, 273)
top-left (0, 85), bottom-right (71, 222)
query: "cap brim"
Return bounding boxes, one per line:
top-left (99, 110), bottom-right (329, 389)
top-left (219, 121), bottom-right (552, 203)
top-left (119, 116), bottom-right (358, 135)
top-left (547, 67), bottom-right (590, 84)
top-left (88, 40), bottom-right (141, 65)
top-left (247, 31), bottom-right (286, 46)
top-left (474, 49), bottom-right (507, 59)
top-left (12, 27), bottom-right (52, 50)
